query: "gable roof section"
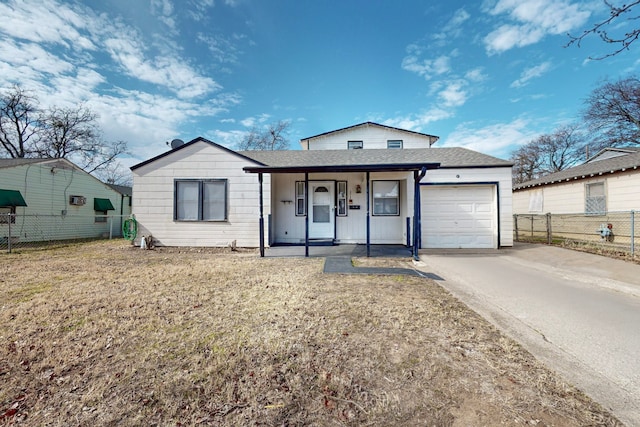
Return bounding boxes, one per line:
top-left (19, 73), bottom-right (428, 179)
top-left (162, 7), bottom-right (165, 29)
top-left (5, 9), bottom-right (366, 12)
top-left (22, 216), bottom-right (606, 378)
top-left (106, 183), bottom-right (132, 196)
top-left (514, 149), bottom-right (640, 191)
top-left (130, 137), bottom-right (266, 171)
top-left (242, 147), bottom-right (511, 173)
top-left (300, 122), bottom-right (440, 146)
top-left (585, 147), bottom-right (640, 163)
top-left (0, 158), bottom-right (55, 169)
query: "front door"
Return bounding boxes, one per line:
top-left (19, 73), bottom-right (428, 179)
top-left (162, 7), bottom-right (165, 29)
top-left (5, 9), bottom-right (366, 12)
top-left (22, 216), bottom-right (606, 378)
top-left (309, 181), bottom-right (335, 239)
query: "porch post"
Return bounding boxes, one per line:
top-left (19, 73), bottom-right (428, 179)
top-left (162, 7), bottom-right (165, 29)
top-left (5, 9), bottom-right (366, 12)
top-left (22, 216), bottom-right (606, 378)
top-left (413, 167), bottom-right (427, 260)
top-left (305, 172), bottom-right (309, 257)
top-left (413, 170), bottom-right (419, 260)
top-left (366, 171), bottom-right (370, 257)
top-left (258, 173), bottom-right (265, 257)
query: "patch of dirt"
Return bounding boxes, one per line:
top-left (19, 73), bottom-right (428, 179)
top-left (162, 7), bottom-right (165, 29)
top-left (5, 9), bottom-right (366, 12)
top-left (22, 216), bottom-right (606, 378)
top-left (0, 240), bottom-right (621, 426)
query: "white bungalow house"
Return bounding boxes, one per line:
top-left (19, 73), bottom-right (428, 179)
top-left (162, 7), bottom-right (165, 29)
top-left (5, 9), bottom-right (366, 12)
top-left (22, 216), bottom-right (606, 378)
top-left (513, 147), bottom-right (640, 214)
top-left (0, 158), bottom-right (132, 244)
top-left (131, 122), bottom-right (513, 256)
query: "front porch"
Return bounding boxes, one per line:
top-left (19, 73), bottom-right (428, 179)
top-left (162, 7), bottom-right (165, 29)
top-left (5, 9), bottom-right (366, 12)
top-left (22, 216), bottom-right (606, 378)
top-left (264, 243), bottom-right (413, 258)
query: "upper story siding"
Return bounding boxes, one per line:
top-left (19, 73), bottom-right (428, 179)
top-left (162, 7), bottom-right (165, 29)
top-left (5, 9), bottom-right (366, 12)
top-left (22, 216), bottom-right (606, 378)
top-left (300, 122), bottom-right (439, 150)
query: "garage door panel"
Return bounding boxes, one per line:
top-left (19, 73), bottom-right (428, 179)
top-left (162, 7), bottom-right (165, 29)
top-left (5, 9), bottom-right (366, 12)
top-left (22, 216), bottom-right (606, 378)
top-left (421, 185), bottom-right (496, 249)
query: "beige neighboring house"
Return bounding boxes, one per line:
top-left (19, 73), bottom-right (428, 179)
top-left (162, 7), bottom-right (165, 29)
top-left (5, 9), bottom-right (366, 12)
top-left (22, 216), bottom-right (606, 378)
top-left (513, 147), bottom-right (640, 215)
top-left (0, 158), bottom-right (132, 243)
top-left (131, 122), bottom-right (514, 255)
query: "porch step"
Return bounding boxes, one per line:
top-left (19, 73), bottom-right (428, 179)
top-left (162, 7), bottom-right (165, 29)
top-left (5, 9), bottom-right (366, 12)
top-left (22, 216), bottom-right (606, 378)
top-left (307, 238), bottom-right (336, 246)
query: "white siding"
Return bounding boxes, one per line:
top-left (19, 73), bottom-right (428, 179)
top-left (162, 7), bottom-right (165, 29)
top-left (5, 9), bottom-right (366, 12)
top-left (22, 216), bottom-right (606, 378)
top-left (0, 159), bottom-right (127, 241)
top-left (270, 171), bottom-right (413, 245)
top-left (422, 167), bottom-right (513, 247)
top-left (132, 141), bottom-right (270, 247)
top-left (422, 185), bottom-right (496, 248)
top-left (303, 124), bottom-right (434, 150)
top-left (269, 167), bottom-right (513, 247)
top-left (513, 170), bottom-right (640, 214)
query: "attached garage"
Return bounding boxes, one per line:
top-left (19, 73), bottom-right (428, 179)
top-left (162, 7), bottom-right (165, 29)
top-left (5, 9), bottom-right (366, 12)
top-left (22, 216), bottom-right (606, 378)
top-left (421, 184), bottom-right (497, 249)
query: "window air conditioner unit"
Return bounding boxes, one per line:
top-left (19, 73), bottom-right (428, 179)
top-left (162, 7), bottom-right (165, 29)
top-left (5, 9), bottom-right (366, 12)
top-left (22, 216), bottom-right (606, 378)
top-left (69, 195), bottom-right (86, 206)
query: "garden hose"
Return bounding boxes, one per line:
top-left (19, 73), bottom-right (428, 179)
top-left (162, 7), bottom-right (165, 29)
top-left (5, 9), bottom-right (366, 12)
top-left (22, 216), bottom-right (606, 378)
top-left (122, 215), bottom-right (138, 241)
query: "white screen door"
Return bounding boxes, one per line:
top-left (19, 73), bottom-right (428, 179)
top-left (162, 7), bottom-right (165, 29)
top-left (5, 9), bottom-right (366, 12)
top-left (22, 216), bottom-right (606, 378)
top-left (309, 181), bottom-right (334, 239)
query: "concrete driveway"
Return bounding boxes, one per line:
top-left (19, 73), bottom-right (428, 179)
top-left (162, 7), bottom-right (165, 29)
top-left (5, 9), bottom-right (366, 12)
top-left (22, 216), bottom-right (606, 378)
top-left (416, 243), bottom-right (640, 426)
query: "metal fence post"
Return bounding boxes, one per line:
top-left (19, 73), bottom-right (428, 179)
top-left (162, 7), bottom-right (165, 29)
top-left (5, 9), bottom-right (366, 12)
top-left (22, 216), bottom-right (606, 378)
top-left (546, 212), bottom-right (552, 245)
top-left (513, 214), bottom-right (519, 242)
top-left (631, 210), bottom-right (635, 256)
top-left (7, 213), bottom-right (12, 253)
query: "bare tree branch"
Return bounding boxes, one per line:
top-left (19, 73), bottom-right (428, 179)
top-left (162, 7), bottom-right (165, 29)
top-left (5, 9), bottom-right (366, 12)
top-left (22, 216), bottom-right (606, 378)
top-left (566, 0), bottom-right (640, 59)
top-left (583, 76), bottom-right (640, 146)
top-left (237, 120), bottom-right (291, 151)
top-left (0, 85), bottom-right (40, 158)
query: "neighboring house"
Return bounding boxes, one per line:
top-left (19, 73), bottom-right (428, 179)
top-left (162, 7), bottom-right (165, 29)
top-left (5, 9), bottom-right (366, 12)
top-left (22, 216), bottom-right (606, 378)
top-left (513, 147), bottom-right (640, 214)
top-left (0, 158), bottom-right (132, 243)
top-left (131, 122), bottom-right (513, 254)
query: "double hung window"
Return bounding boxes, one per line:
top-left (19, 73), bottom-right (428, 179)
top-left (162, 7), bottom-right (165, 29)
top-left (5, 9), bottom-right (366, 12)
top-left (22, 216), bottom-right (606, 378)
top-left (175, 179), bottom-right (227, 221)
top-left (372, 180), bottom-right (400, 216)
top-left (585, 182), bottom-right (606, 215)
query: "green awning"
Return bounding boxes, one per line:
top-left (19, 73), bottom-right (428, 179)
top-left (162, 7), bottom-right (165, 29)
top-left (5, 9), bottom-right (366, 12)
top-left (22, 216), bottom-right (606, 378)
top-left (0, 189), bottom-right (27, 207)
top-left (94, 198), bottom-right (115, 211)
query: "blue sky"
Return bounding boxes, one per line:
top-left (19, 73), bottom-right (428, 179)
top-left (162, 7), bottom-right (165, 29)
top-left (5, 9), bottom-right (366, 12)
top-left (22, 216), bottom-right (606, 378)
top-left (0, 0), bottom-right (638, 171)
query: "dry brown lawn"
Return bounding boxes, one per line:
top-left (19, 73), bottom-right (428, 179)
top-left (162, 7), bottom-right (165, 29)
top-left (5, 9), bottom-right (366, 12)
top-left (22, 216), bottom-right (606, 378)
top-left (0, 240), bottom-right (621, 426)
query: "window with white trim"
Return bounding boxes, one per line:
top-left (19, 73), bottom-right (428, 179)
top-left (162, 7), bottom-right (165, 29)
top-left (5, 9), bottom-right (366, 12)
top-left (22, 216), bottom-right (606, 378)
top-left (295, 181), bottom-right (306, 216)
top-left (174, 179), bottom-right (227, 221)
top-left (387, 140), bottom-right (403, 149)
top-left (585, 182), bottom-right (606, 215)
top-left (347, 140), bottom-right (363, 149)
top-left (372, 180), bottom-right (400, 216)
top-left (337, 181), bottom-right (347, 216)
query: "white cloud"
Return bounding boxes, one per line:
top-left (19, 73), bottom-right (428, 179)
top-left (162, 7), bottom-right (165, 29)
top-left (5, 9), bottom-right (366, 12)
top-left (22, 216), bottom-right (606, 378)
top-left (0, 0), bottom-right (95, 51)
top-left (438, 81), bottom-right (468, 107)
top-left (383, 108), bottom-right (453, 133)
top-left (240, 114), bottom-right (271, 128)
top-left (511, 61), bottom-right (552, 87)
top-left (483, 0), bottom-right (591, 54)
top-left (401, 54), bottom-right (451, 80)
top-left (0, 0), bottom-right (244, 162)
top-left (151, 0), bottom-right (177, 31)
top-left (441, 118), bottom-right (539, 156)
top-left (465, 67), bottom-right (488, 82)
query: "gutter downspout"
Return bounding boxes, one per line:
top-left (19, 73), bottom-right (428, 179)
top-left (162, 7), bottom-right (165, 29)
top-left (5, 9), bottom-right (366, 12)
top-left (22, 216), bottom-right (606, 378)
top-left (413, 166), bottom-right (427, 260)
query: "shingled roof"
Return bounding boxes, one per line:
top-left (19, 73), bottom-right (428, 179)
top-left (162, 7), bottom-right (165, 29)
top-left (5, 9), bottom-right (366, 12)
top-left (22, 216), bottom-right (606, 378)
top-left (240, 147), bottom-right (512, 170)
top-left (0, 158), bottom-right (48, 169)
top-left (514, 149), bottom-right (640, 191)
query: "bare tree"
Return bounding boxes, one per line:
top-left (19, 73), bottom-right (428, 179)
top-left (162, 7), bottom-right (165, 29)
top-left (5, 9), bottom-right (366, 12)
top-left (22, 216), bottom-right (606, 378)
top-left (96, 161), bottom-right (133, 187)
top-left (36, 104), bottom-right (128, 174)
top-left (0, 85), bottom-right (39, 158)
top-left (511, 124), bottom-right (588, 184)
top-left (511, 143), bottom-right (545, 184)
top-left (583, 76), bottom-right (640, 146)
top-left (567, 0), bottom-right (640, 59)
top-left (0, 85), bottom-right (128, 177)
top-left (237, 120), bottom-right (290, 150)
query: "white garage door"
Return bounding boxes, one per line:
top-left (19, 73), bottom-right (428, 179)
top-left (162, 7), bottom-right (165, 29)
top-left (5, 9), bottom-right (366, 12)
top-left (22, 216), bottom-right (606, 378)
top-left (421, 185), bottom-right (496, 249)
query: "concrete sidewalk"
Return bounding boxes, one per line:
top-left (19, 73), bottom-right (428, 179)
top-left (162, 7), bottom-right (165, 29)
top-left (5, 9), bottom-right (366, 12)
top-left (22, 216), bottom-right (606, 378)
top-left (416, 243), bottom-right (640, 426)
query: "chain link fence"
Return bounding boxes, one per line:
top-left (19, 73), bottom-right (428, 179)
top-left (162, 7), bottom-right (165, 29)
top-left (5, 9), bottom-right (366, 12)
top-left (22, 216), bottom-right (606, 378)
top-left (0, 213), bottom-right (130, 253)
top-left (514, 211), bottom-right (639, 258)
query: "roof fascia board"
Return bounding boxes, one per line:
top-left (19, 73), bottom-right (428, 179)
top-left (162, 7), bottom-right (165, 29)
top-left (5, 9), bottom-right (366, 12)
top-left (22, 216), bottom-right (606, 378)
top-left (513, 165), bottom-right (640, 191)
top-left (130, 137), bottom-right (266, 171)
top-left (243, 162), bottom-right (441, 174)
